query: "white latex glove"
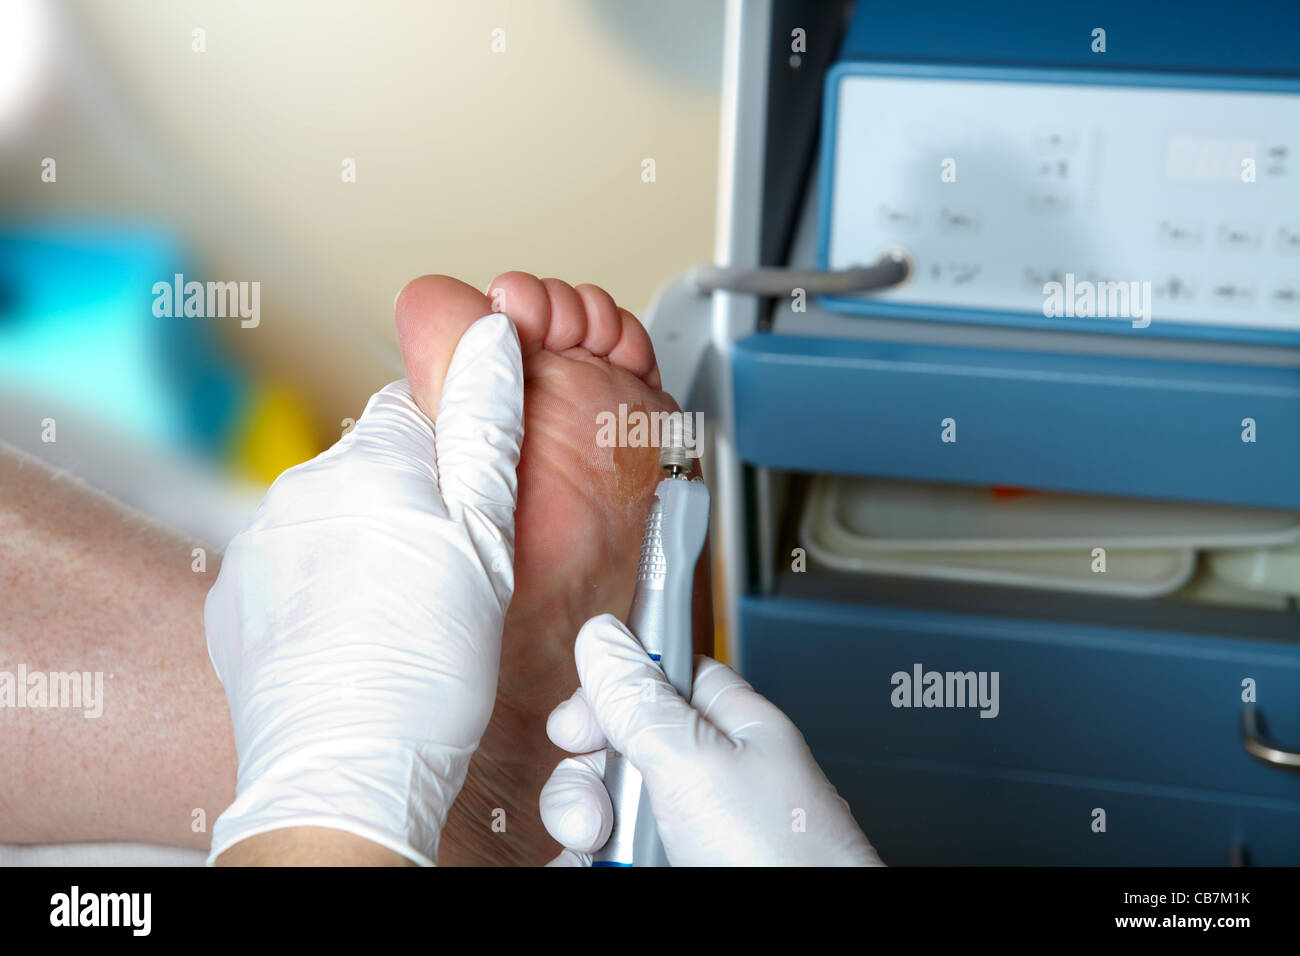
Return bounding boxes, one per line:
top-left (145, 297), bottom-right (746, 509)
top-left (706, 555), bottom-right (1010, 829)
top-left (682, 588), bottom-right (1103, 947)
top-left (540, 614), bottom-right (884, 867)
top-left (204, 313), bottom-right (523, 866)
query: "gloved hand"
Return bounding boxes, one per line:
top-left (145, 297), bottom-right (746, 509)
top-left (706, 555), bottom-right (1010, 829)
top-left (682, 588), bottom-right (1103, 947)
top-left (204, 313), bottom-right (523, 866)
top-left (539, 614), bottom-right (884, 866)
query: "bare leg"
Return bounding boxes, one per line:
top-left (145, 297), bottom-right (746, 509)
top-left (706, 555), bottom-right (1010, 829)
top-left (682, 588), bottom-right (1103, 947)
top-left (0, 445), bottom-right (234, 847)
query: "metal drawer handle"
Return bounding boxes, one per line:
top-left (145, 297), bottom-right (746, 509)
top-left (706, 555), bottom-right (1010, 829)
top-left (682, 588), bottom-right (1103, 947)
top-left (1241, 705), bottom-right (1300, 770)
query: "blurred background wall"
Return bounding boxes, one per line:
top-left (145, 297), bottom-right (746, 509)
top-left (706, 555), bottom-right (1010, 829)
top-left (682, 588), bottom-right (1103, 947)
top-left (1, 0), bottom-right (723, 490)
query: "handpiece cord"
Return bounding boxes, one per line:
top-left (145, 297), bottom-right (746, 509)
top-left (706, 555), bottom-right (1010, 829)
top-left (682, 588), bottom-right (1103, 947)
top-left (687, 248), bottom-right (910, 297)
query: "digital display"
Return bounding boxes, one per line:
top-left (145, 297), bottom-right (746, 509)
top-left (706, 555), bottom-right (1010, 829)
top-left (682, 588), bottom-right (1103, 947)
top-left (826, 73), bottom-right (1300, 336)
top-left (1164, 136), bottom-right (1258, 183)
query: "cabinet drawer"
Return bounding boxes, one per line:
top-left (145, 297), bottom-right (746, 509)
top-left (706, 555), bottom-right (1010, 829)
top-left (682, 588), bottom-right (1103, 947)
top-left (821, 754), bottom-right (1300, 865)
top-left (732, 335), bottom-right (1300, 510)
top-left (739, 596), bottom-right (1300, 801)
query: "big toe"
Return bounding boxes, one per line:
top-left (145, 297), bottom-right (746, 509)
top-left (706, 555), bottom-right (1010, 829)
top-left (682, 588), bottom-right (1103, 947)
top-left (394, 274), bottom-right (497, 419)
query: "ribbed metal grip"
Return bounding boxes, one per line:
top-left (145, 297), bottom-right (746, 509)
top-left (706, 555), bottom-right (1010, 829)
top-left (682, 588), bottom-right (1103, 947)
top-left (637, 507), bottom-right (666, 590)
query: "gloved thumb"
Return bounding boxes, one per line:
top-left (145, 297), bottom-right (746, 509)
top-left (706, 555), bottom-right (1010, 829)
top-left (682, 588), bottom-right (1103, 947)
top-left (434, 312), bottom-right (525, 541)
top-left (574, 614), bottom-right (726, 776)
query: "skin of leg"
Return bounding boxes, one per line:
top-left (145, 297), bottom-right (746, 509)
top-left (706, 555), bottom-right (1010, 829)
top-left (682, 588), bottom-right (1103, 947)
top-left (0, 274), bottom-right (711, 864)
top-left (0, 445), bottom-right (234, 847)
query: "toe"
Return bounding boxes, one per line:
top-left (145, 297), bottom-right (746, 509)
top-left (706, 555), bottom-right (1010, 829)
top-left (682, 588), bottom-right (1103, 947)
top-left (485, 275), bottom-right (663, 389)
top-left (574, 283), bottom-right (622, 357)
top-left (540, 278), bottom-right (589, 351)
top-left (605, 308), bottom-right (659, 384)
top-left (486, 271), bottom-right (551, 357)
top-left (394, 274), bottom-right (495, 419)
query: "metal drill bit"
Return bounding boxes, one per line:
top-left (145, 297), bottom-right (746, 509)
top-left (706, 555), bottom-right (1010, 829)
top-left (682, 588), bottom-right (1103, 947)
top-left (658, 414), bottom-right (695, 475)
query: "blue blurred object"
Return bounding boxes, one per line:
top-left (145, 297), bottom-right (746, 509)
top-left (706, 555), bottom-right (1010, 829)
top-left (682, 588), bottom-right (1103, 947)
top-left (0, 225), bottom-right (248, 455)
top-left (838, 0), bottom-right (1300, 75)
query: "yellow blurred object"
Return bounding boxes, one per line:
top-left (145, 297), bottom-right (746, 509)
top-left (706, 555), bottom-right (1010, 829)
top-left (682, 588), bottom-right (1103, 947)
top-left (228, 384), bottom-right (323, 485)
top-left (712, 546), bottom-right (729, 665)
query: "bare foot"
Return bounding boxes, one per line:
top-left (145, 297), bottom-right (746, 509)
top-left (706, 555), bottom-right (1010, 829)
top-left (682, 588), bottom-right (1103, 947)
top-left (0, 272), bottom-right (706, 862)
top-left (395, 273), bottom-right (705, 865)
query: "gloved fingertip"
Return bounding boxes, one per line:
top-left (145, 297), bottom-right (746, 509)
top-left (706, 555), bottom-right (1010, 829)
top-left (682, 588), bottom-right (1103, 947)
top-left (545, 849), bottom-right (590, 868)
top-left (441, 312), bottom-right (523, 439)
top-left (545, 699), bottom-right (573, 745)
top-left (435, 313), bottom-right (525, 526)
top-left (449, 313), bottom-right (523, 383)
top-left (546, 690), bottom-right (601, 751)
top-left (540, 756), bottom-right (612, 852)
top-left (575, 612), bottom-right (637, 659)
top-left (555, 803), bottom-right (603, 849)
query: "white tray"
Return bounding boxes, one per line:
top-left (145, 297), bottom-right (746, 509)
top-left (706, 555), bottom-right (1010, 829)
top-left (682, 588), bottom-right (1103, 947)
top-left (1172, 566), bottom-right (1291, 609)
top-left (801, 479), bottom-right (1197, 597)
top-left (1209, 545), bottom-right (1300, 598)
top-left (811, 476), bottom-right (1300, 552)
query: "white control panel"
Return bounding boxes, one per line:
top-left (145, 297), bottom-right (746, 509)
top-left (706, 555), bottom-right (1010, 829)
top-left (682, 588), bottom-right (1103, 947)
top-left (824, 73), bottom-right (1300, 334)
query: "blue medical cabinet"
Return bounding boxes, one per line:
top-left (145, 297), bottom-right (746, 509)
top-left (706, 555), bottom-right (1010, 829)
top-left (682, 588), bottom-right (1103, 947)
top-left (658, 0), bottom-right (1300, 864)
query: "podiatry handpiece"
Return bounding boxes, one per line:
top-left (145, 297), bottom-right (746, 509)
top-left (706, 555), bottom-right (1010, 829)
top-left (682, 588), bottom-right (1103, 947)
top-left (591, 419), bottom-right (710, 867)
